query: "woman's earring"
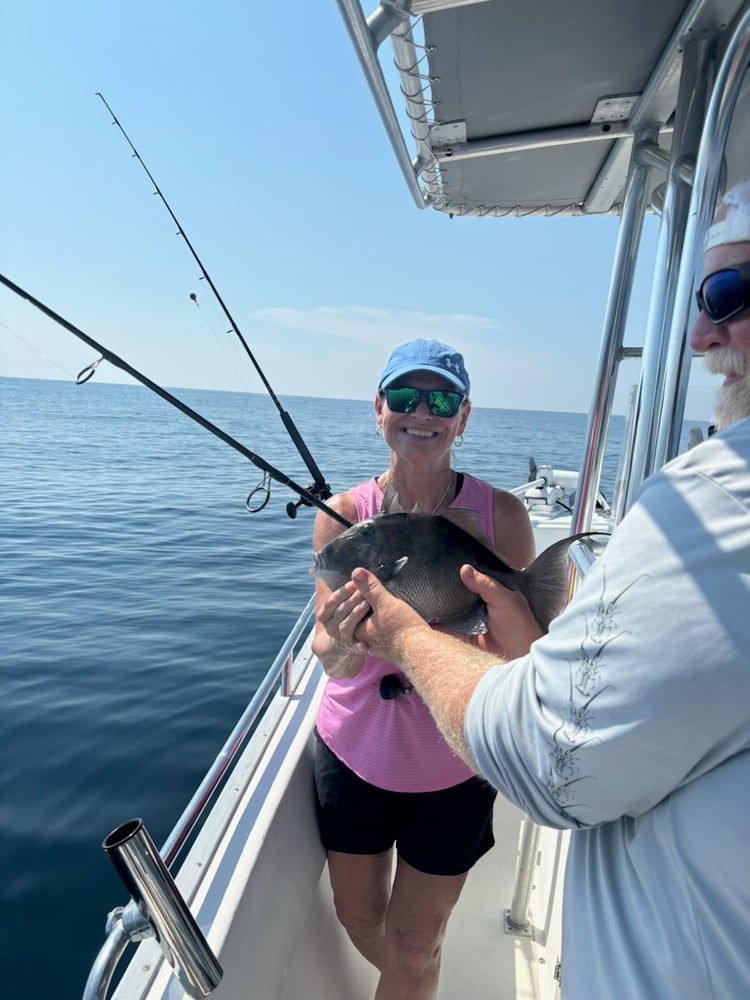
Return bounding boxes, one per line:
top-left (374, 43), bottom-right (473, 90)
top-left (453, 434), bottom-right (464, 448)
top-left (376, 425), bottom-right (384, 437)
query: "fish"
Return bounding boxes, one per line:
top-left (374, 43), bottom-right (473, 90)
top-left (311, 508), bottom-right (605, 634)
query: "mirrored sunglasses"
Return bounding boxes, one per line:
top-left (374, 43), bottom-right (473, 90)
top-left (695, 262), bottom-right (750, 324)
top-left (383, 386), bottom-right (465, 417)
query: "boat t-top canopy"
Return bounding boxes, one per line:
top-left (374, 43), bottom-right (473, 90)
top-left (337, 0), bottom-right (749, 218)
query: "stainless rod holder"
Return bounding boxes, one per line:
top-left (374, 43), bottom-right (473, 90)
top-left (103, 818), bottom-right (222, 998)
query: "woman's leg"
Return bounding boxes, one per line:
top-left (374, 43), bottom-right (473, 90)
top-left (326, 848), bottom-right (394, 969)
top-left (375, 856), bottom-right (467, 1000)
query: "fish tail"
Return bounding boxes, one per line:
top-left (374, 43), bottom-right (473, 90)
top-left (520, 532), bottom-right (604, 632)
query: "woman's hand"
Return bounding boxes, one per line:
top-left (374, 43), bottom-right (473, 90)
top-left (313, 579), bottom-right (372, 678)
top-left (311, 493), bottom-right (370, 679)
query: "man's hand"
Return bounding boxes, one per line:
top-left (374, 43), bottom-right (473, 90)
top-left (459, 565), bottom-right (543, 659)
top-left (348, 568), bottom-right (429, 661)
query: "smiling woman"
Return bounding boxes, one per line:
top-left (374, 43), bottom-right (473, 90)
top-left (308, 337), bottom-right (535, 1000)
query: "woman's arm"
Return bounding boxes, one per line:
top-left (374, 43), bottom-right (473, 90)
top-left (311, 491), bottom-right (368, 678)
top-left (491, 488), bottom-right (536, 569)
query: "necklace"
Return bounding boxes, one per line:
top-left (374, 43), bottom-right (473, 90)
top-left (430, 471), bottom-right (455, 514)
top-left (380, 470), bottom-right (455, 514)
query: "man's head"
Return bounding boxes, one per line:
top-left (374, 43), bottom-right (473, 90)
top-left (691, 178), bottom-right (750, 428)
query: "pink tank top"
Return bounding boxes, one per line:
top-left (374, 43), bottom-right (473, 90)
top-left (315, 472), bottom-right (496, 791)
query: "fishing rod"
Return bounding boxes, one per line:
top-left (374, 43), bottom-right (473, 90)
top-left (95, 91), bottom-right (331, 518)
top-left (0, 273), bottom-right (352, 529)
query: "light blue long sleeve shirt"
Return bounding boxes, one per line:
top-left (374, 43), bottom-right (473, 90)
top-left (465, 417), bottom-right (750, 999)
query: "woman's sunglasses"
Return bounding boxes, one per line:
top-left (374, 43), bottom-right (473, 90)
top-left (382, 386), bottom-right (466, 417)
top-left (695, 262), bottom-right (750, 324)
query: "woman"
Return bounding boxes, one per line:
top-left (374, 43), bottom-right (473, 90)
top-left (312, 338), bottom-right (534, 1000)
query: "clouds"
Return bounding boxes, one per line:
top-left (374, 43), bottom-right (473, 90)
top-left (245, 304), bottom-right (514, 404)
top-left (241, 304), bottom-right (579, 409)
top-left (253, 304), bottom-right (501, 345)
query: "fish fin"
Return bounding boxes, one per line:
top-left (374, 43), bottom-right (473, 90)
top-left (380, 483), bottom-right (427, 514)
top-left (439, 507), bottom-right (496, 549)
top-left (376, 555), bottom-right (409, 581)
top-left (520, 532), bottom-right (607, 632)
top-left (437, 604), bottom-right (489, 635)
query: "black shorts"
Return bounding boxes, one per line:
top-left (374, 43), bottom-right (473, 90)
top-left (314, 733), bottom-right (496, 876)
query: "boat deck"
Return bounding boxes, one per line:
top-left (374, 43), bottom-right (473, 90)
top-left (439, 798), bottom-right (542, 999)
top-left (291, 795), bottom-right (551, 1000)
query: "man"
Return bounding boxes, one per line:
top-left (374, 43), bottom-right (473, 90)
top-left (319, 178), bottom-right (750, 999)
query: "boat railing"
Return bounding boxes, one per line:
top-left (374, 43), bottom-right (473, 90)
top-left (567, 537), bottom-right (601, 578)
top-left (83, 594), bottom-right (317, 1000)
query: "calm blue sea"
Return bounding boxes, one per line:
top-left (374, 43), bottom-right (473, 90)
top-left (0, 376), bottom-right (707, 997)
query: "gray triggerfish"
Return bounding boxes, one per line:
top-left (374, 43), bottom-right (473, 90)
top-left (311, 508), bottom-right (604, 633)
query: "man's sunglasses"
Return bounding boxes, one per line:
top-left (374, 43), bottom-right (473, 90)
top-left (695, 262), bottom-right (750, 324)
top-left (382, 386), bottom-right (466, 417)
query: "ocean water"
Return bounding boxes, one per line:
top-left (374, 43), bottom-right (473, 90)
top-left (1, 376), bottom-right (705, 997)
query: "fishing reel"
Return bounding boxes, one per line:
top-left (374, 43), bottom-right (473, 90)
top-left (286, 483), bottom-right (333, 520)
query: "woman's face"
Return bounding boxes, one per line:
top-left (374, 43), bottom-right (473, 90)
top-left (375, 369), bottom-right (471, 465)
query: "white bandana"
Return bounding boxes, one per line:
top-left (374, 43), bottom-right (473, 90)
top-left (704, 178), bottom-right (750, 250)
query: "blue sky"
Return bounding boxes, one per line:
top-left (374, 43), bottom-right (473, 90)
top-left (1, 0), bottom-right (720, 417)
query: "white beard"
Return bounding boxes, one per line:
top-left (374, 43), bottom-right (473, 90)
top-left (704, 346), bottom-right (750, 428)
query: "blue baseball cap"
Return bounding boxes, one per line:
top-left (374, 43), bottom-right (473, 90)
top-left (378, 339), bottom-right (471, 395)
